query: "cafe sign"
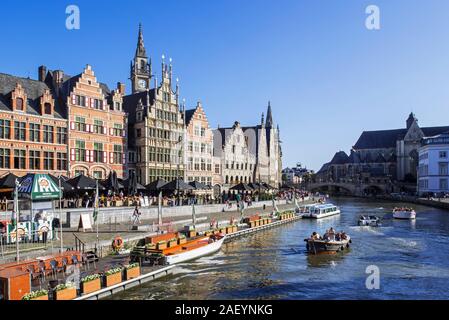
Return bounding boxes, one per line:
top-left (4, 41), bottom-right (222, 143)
top-left (18, 174), bottom-right (61, 200)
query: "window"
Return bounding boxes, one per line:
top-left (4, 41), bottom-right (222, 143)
top-left (440, 151), bottom-right (448, 159)
top-left (188, 142), bottom-right (193, 152)
top-left (194, 143), bottom-right (200, 153)
top-left (200, 127), bottom-right (206, 137)
top-left (115, 102), bottom-right (121, 111)
top-left (93, 120), bottom-right (104, 134)
top-left (14, 150), bottom-right (26, 169)
top-left (113, 145), bottom-right (123, 164)
top-left (14, 121), bottom-right (26, 141)
top-left (440, 178), bottom-right (448, 190)
top-left (188, 157), bottom-right (193, 171)
top-left (75, 140), bottom-right (86, 162)
top-left (16, 98), bottom-right (24, 111)
top-left (439, 162), bottom-right (448, 176)
top-left (44, 103), bottom-right (52, 115)
top-left (93, 99), bottom-right (103, 110)
top-left (201, 158), bottom-right (206, 171)
top-left (93, 171), bottom-right (103, 179)
top-left (232, 145), bottom-right (236, 154)
top-left (0, 120), bottom-right (11, 139)
top-left (0, 149), bottom-right (10, 168)
top-left (93, 143), bottom-right (104, 163)
top-left (215, 164), bottom-right (220, 174)
top-left (29, 150), bottom-right (41, 170)
top-left (43, 125), bottom-right (54, 143)
top-left (44, 152), bottom-right (54, 170)
top-left (57, 152), bottom-right (67, 171)
top-left (29, 123), bottom-right (40, 142)
top-left (136, 128), bottom-right (142, 138)
top-left (201, 143), bottom-right (206, 153)
top-left (113, 123), bottom-right (123, 136)
top-left (75, 116), bottom-right (86, 132)
top-left (75, 170), bottom-right (85, 177)
top-left (75, 95), bottom-right (86, 107)
top-left (194, 158), bottom-right (200, 171)
top-left (57, 127), bottom-right (67, 144)
top-left (207, 159), bottom-right (212, 171)
top-left (194, 125), bottom-right (200, 136)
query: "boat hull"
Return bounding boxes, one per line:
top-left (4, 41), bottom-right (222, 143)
top-left (165, 236), bottom-right (226, 265)
top-left (393, 211), bottom-right (416, 220)
top-left (305, 237), bottom-right (351, 254)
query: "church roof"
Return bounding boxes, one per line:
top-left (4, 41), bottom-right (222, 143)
top-left (329, 151), bottom-right (350, 165)
top-left (317, 162), bottom-right (330, 174)
top-left (354, 126), bottom-right (449, 150)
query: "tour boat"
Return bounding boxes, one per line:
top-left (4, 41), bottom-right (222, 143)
top-left (358, 215), bottom-right (382, 227)
top-left (304, 233), bottom-right (351, 254)
top-left (164, 235), bottom-right (226, 265)
top-left (302, 203), bottom-right (340, 219)
top-left (393, 208), bottom-right (416, 220)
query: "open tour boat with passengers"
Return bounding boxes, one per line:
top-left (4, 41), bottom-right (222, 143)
top-left (131, 232), bottom-right (226, 266)
top-left (393, 207), bottom-right (416, 220)
top-left (304, 228), bottom-right (351, 254)
top-left (302, 203), bottom-right (341, 219)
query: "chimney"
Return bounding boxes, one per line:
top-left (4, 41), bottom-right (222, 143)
top-left (117, 82), bottom-right (126, 95)
top-left (53, 70), bottom-right (64, 84)
top-left (38, 65), bottom-right (47, 82)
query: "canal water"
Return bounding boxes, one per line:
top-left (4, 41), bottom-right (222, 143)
top-left (111, 198), bottom-right (449, 300)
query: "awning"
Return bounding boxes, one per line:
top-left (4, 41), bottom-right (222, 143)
top-left (18, 174), bottom-right (61, 200)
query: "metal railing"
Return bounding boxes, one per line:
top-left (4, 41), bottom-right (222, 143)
top-left (0, 229), bottom-right (59, 259)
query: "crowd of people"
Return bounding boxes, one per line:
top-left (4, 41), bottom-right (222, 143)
top-left (310, 227), bottom-right (348, 242)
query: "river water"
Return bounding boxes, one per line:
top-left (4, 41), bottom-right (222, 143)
top-left (111, 198), bottom-right (449, 300)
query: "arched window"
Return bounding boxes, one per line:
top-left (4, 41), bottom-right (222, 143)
top-left (225, 176), bottom-right (229, 184)
top-left (140, 60), bottom-right (146, 71)
top-left (16, 98), bottom-right (24, 111)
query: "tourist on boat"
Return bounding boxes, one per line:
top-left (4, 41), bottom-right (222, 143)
top-left (311, 232), bottom-right (320, 240)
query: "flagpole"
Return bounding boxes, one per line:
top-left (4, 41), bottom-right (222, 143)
top-left (96, 179), bottom-right (99, 248)
top-left (14, 179), bottom-right (19, 262)
top-left (59, 177), bottom-right (63, 253)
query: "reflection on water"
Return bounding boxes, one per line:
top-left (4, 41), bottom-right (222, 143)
top-left (111, 198), bottom-right (449, 300)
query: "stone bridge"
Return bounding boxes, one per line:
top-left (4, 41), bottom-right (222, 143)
top-left (307, 181), bottom-right (393, 196)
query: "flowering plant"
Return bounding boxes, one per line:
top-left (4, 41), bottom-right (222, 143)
top-left (105, 267), bottom-right (123, 276)
top-left (125, 263), bottom-right (139, 270)
top-left (55, 282), bottom-right (75, 292)
top-left (22, 289), bottom-right (48, 300)
top-left (81, 273), bottom-right (101, 283)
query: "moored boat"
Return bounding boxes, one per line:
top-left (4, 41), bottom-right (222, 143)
top-left (131, 233), bottom-right (226, 266)
top-left (393, 207), bottom-right (416, 220)
top-left (302, 203), bottom-right (340, 219)
top-left (304, 229), bottom-right (351, 254)
top-left (358, 215), bottom-right (381, 227)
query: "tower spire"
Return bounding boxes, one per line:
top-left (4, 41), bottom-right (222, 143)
top-left (266, 101), bottom-right (273, 128)
top-left (136, 23), bottom-right (147, 57)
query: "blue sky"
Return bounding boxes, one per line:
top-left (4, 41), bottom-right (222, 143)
top-left (1, 0), bottom-right (449, 171)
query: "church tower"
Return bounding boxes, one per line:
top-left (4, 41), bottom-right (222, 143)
top-left (130, 24), bottom-right (152, 93)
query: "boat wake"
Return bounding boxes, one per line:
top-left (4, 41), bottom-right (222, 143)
top-left (388, 237), bottom-right (420, 249)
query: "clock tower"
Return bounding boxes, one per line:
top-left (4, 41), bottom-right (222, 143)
top-left (131, 24), bottom-right (152, 93)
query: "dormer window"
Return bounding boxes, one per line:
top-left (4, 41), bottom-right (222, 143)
top-left (44, 103), bottom-right (52, 115)
top-left (137, 111), bottom-right (143, 121)
top-left (16, 98), bottom-right (24, 111)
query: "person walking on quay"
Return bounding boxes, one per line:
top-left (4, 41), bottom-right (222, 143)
top-left (132, 205), bottom-right (141, 225)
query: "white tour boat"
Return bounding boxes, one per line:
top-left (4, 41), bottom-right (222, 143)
top-left (393, 208), bottom-right (416, 220)
top-left (302, 204), bottom-right (341, 219)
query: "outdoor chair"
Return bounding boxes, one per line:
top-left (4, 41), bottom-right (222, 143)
top-left (37, 261), bottom-right (48, 281)
top-left (50, 259), bottom-right (64, 279)
top-left (61, 257), bottom-right (69, 274)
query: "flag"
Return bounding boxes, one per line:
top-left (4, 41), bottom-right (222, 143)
top-left (93, 180), bottom-right (99, 223)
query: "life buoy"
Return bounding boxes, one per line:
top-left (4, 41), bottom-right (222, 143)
top-left (112, 236), bottom-right (124, 250)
